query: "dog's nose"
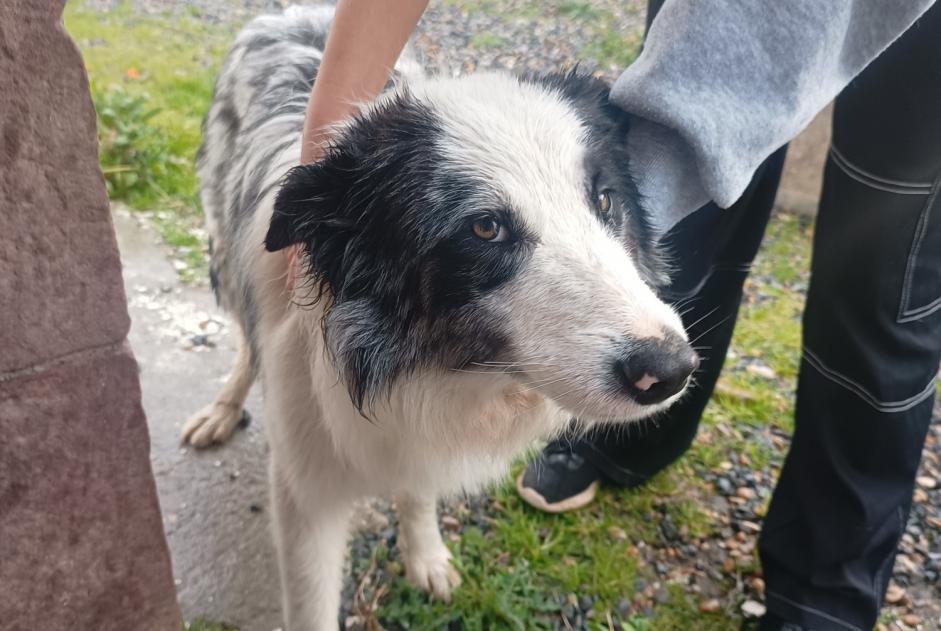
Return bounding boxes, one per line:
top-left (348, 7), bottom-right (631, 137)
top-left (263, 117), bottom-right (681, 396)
top-left (617, 334), bottom-right (699, 405)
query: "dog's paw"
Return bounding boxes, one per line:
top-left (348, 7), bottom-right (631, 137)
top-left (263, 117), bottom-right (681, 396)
top-left (404, 548), bottom-right (462, 602)
top-left (181, 402), bottom-right (243, 448)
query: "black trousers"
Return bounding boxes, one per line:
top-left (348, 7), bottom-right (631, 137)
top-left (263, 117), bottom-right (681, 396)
top-left (578, 4), bottom-right (941, 629)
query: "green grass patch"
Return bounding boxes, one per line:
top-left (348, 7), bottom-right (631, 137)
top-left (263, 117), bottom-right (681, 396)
top-left (553, 4), bottom-right (643, 68)
top-left (584, 27), bottom-right (642, 69)
top-left (372, 457), bottom-right (721, 626)
top-left (470, 31), bottom-right (507, 49)
top-left (558, 1), bottom-right (603, 20)
top-left (65, 2), bottom-right (232, 281)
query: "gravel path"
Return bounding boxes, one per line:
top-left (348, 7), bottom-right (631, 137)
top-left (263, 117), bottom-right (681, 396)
top-left (80, 0), bottom-right (646, 79)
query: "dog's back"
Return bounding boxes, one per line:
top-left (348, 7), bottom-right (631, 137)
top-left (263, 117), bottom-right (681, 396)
top-left (198, 5), bottom-right (423, 346)
top-left (198, 7), bottom-right (332, 321)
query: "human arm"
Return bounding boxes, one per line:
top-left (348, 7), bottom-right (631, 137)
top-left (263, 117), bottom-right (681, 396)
top-left (609, 0), bottom-right (936, 235)
top-left (300, 0), bottom-right (429, 164)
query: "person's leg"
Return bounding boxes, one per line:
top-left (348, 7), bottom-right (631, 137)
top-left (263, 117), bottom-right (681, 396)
top-left (759, 6), bottom-right (941, 630)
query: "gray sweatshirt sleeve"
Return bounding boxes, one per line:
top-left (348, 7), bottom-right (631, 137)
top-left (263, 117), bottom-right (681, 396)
top-left (609, 1), bottom-right (936, 235)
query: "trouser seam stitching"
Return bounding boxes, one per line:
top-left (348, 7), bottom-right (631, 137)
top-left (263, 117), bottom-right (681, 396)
top-left (802, 346), bottom-right (937, 413)
top-left (898, 170), bottom-right (941, 322)
top-left (830, 144), bottom-right (934, 191)
top-left (767, 590), bottom-right (866, 631)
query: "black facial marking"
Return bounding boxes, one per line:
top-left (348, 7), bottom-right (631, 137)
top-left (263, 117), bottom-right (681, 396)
top-left (528, 70), bottom-right (668, 286)
top-left (267, 91), bottom-right (529, 410)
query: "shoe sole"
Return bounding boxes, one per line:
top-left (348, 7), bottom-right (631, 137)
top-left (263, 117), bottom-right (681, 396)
top-left (515, 471), bottom-right (600, 514)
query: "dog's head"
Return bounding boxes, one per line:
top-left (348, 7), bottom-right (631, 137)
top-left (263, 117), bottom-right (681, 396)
top-left (265, 71), bottom-right (697, 419)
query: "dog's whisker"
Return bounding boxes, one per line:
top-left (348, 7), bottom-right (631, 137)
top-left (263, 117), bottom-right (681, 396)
top-left (683, 305), bottom-right (721, 332)
top-left (688, 314), bottom-right (732, 345)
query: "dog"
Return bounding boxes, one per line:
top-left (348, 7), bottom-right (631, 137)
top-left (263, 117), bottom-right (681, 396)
top-left (184, 6), bottom-right (697, 630)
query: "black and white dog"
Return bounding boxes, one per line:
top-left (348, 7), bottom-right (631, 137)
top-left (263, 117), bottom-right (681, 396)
top-left (185, 6), bottom-right (697, 629)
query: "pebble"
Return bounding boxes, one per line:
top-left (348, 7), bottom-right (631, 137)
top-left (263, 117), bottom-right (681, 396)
top-left (191, 333), bottom-right (213, 347)
top-left (916, 476), bottom-right (937, 489)
top-left (746, 364), bottom-right (777, 379)
top-left (901, 613), bottom-right (921, 627)
top-left (716, 477), bottom-right (734, 496)
top-left (608, 525), bottom-right (628, 541)
top-left (896, 554), bottom-right (918, 575)
top-left (741, 599), bottom-right (766, 618)
top-left (699, 598), bottom-right (721, 613)
top-left (660, 514), bottom-right (680, 541)
top-left (885, 583), bottom-right (907, 605)
top-left (750, 577), bottom-right (765, 595)
top-left (617, 598), bottom-right (632, 617)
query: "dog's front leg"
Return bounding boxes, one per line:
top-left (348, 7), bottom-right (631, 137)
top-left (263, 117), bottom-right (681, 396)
top-left (396, 493), bottom-right (462, 601)
top-left (271, 463), bottom-right (352, 631)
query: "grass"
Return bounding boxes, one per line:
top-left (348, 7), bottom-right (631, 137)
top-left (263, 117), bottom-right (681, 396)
top-left (66, 3), bottom-right (813, 628)
top-left (554, 2), bottom-right (644, 68)
top-left (469, 31), bottom-right (507, 49)
top-left (64, 2), bottom-right (231, 281)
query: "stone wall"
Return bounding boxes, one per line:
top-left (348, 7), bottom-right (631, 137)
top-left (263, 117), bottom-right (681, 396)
top-left (0, 1), bottom-right (180, 630)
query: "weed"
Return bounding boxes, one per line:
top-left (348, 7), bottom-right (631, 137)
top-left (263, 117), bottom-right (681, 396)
top-left (65, 2), bottom-right (229, 281)
top-left (94, 84), bottom-right (181, 202)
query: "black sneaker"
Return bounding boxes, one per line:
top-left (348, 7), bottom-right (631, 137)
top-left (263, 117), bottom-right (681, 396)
top-left (516, 439), bottom-right (602, 513)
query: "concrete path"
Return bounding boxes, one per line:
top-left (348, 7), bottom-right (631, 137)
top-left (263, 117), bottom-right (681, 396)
top-left (115, 208), bottom-right (282, 631)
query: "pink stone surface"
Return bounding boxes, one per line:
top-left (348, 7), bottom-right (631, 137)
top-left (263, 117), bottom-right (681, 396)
top-left (0, 0), bottom-right (130, 374)
top-left (0, 1), bottom-right (181, 629)
top-left (0, 348), bottom-right (180, 631)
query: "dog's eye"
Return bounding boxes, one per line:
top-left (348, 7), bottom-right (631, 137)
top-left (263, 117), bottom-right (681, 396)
top-left (472, 217), bottom-right (508, 242)
top-left (595, 190), bottom-right (613, 215)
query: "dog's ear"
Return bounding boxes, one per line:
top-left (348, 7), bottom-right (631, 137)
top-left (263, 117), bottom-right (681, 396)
top-left (265, 149), bottom-right (366, 301)
top-left (265, 160), bottom-right (350, 252)
top-left (263, 164), bottom-right (311, 253)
